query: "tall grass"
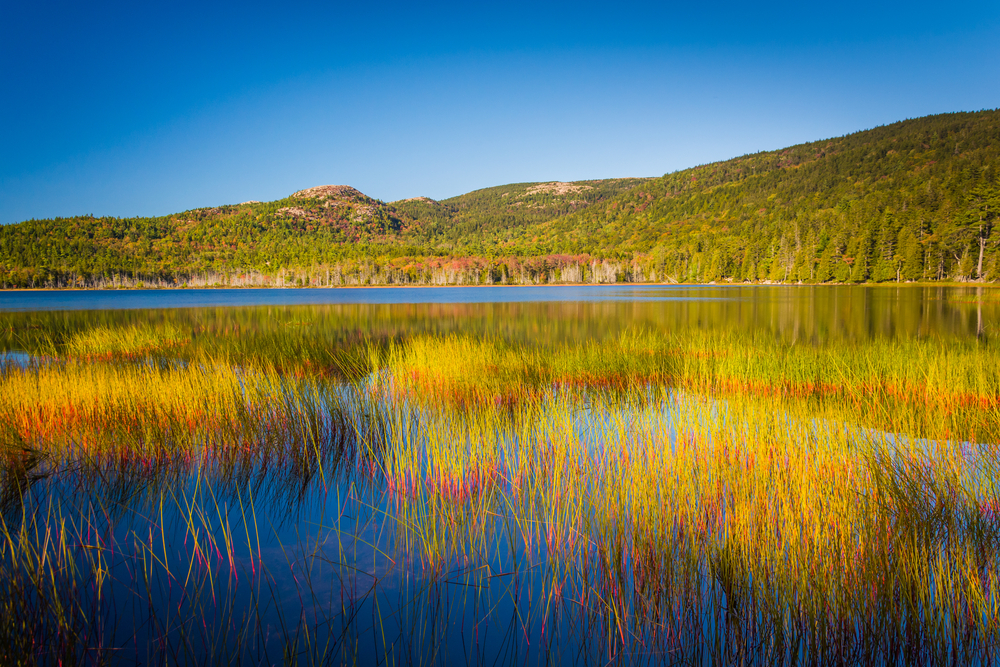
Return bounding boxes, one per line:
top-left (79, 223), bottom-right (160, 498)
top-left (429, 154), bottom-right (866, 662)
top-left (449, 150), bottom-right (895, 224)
top-left (64, 323), bottom-right (189, 359)
top-left (0, 355), bottom-right (382, 664)
top-left (368, 330), bottom-right (1000, 662)
top-left (382, 330), bottom-right (1000, 440)
top-left (369, 385), bottom-right (1000, 663)
top-left (2, 325), bottom-right (1000, 663)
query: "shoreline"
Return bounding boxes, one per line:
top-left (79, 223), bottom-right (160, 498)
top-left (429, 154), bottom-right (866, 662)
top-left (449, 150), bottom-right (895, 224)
top-left (3, 281), bottom-right (999, 293)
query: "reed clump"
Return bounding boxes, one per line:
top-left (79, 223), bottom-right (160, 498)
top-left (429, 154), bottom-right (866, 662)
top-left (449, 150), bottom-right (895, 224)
top-left (64, 323), bottom-right (189, 359)
top-left (380, 330), bottom-right (1000, 441)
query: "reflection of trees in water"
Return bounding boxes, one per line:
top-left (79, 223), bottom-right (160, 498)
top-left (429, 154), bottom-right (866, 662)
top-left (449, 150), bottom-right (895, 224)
top-left (1, 286), bottom-right (997, 362)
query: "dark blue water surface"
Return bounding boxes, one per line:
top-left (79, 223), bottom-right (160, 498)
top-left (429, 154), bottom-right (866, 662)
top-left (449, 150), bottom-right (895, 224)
top-left (0, 285), bottom-right (728, 311)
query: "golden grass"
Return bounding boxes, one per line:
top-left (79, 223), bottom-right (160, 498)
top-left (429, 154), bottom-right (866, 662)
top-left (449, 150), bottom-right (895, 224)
top-left (3, 326), bottom-right (1000, 662)
top-left (368, 330), bottom-right (1000, 659)
top-left (374, 386), bottom-right (1000, 660)
top-left (381, 330), bottom-right (1000, 441)
top-left (64, 323), bottom-right (188, 359)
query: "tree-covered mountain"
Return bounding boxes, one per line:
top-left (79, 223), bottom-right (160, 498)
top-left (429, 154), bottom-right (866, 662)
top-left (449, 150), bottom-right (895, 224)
top-left (531, 110), bottom-right (1000, 283)
top-left (391, 179), bottom-right (650, 256)
top-left (0, 185), bottom-right (436, 287)
top-left (0, 178), bottom-right (649, 287)
top-left (1, 111), bottom-right (997, 288)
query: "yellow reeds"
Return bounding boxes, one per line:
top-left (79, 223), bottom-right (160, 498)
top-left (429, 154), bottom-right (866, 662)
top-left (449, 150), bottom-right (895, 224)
top-left (361, 330), bottom-right (1000, 659)
top-left (64, 323), bottom-right (188, 359)
top-left (4, 322), bottom-right (1000, 663)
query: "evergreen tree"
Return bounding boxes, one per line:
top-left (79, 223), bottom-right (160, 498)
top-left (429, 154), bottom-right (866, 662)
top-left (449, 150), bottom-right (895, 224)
top-left (965, 181), bottom-right (999, 280)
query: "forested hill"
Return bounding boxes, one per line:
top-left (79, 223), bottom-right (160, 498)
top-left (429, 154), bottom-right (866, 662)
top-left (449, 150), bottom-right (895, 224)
top-left (532, 110), bottom-right (1000, 283)
top-left (0, 180), bottom-right (647, 288)
top-left (391, 178), bottom-right (649, 255)
top-left (1, 110), bottom-right (998, 288)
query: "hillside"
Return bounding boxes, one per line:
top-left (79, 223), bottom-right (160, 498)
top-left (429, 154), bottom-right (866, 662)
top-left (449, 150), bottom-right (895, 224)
top-left (392, 178), bottom-right (650, 255)
top-left (0, 111), bottom-right (997, 288)
top-left (0, 184), bottom-right (426, 287)
top-left (530, 110), bottom-right (1000, 283)
top-left (0, 177), bottom-right (647, 287)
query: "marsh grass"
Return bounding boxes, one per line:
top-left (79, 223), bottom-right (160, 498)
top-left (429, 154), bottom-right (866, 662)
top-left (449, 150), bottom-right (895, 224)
top-left (0, 353), bottom-right (388, 664)
top-left (64, 323), bottom-right (189, 359)
top-left (2, 325), bottom-right (1000, 664)
top-left (383, 330), bottom-right (1000, 441)
top-left (365, 386), bottom-right (1000, 663)
top-left (369, 330), bottom-right (1000, 662)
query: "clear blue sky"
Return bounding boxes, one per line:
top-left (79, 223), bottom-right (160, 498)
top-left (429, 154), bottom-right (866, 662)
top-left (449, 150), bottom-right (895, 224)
top-left (2, 0), bottom-right (998, 223)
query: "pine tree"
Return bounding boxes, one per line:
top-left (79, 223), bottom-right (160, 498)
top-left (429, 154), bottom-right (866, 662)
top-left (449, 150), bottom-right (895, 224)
top-left (965, 182), bottom-right (999, 281)
top-left (899, 229), bottom-right (922, 281)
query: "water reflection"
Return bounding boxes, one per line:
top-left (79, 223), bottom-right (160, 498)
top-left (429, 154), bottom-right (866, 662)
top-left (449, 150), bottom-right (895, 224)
top-left (2, 286), bottom-right (997, 357)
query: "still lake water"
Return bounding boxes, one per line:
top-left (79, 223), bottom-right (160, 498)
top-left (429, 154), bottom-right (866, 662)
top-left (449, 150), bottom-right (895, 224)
top-left (2, 285), bottom-right (998, 665)
top-left (2, 284), bottom-right (997, 343)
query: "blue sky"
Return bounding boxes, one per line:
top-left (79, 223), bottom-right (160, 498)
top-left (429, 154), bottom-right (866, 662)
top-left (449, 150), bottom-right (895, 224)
top-left (2, 0), bottom-right (998, 223)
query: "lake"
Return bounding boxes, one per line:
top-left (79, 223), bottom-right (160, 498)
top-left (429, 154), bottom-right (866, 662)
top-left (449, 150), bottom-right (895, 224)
top-left (1, 285), bottom-right (998, 665)
top-left (3, 284), bottom-right (996, 343)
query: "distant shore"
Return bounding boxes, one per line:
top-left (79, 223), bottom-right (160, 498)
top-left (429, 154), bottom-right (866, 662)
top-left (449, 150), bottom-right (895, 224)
top-left (3, 281), bottom-right (998, 293)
